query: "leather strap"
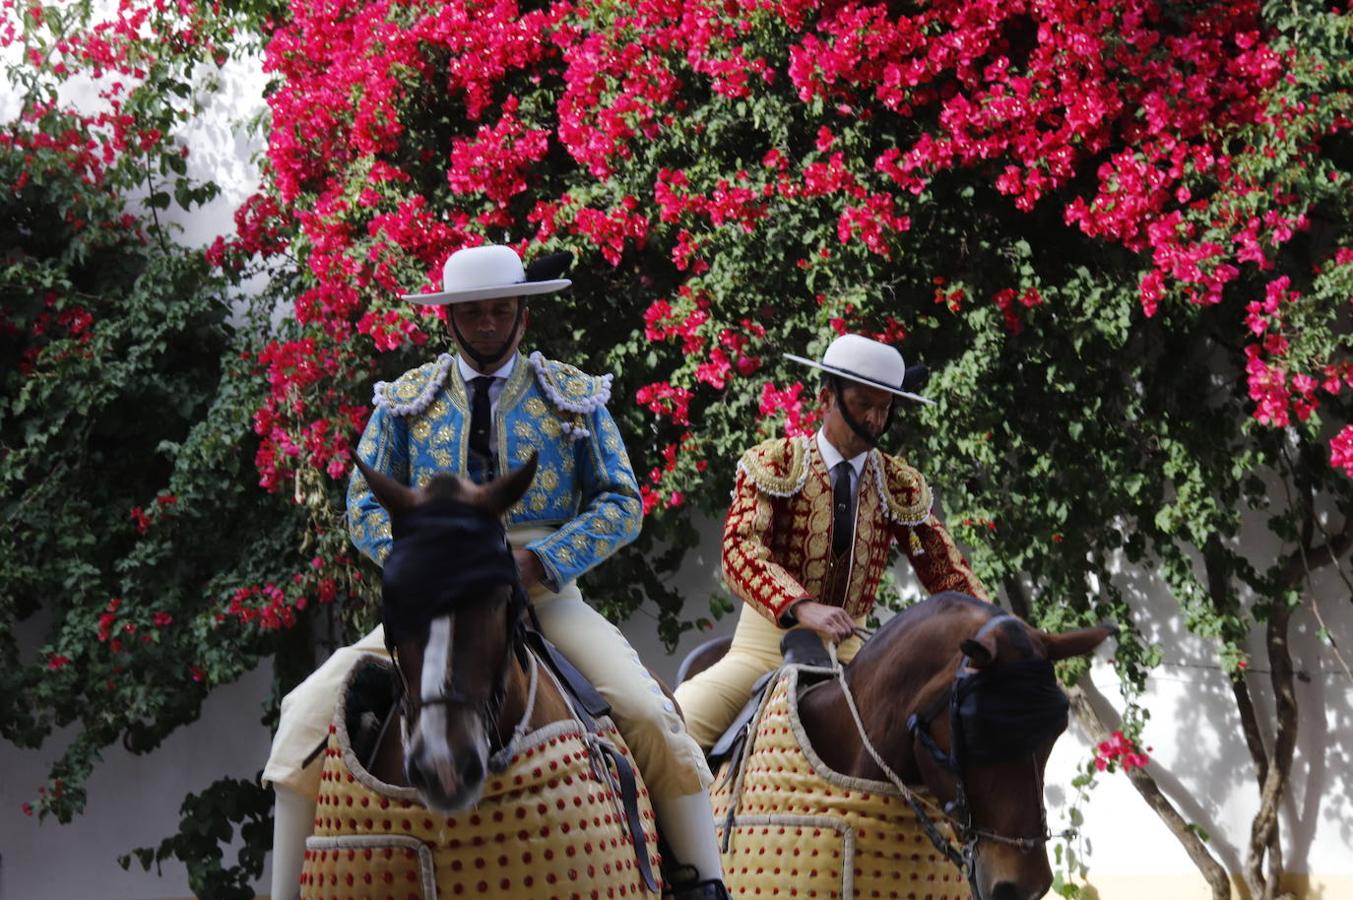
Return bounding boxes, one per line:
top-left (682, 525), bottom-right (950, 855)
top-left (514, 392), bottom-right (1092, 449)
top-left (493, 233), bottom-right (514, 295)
top-left (524, 628), bottom-right (612, 720)
top-left (594, 738), bottom-right (661, 894)
top-left (520, 626), bottom-right (654, 891)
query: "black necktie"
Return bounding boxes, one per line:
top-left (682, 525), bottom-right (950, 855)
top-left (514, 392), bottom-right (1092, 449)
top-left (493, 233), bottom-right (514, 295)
top-left (469, 376), bottom-right (495, 479)
top-left (832, 460), bottom-right (854, 558)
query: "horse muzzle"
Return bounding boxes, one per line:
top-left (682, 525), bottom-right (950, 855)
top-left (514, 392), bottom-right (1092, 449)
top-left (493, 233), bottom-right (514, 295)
top-left (972, 845), bottom-right (1053, 900)
top-left (404, 709), bottom-right (490, 814)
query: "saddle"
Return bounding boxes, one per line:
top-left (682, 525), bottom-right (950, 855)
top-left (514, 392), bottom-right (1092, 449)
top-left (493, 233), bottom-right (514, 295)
top-left (707, 629), bottom-right (835, 769)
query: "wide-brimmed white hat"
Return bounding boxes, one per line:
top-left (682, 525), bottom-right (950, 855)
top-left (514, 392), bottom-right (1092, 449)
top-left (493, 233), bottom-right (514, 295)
top-left (785, 333), bottom-right (934, 404)
top-left (401, 245), bottom-right (571, 305)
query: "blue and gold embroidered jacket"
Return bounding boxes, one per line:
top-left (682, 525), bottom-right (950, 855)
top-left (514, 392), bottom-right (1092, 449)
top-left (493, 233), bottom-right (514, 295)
top-left (347, 351), bottom-right (643, 588)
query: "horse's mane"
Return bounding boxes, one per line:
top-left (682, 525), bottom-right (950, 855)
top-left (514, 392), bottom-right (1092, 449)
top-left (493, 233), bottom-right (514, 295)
top-left (845, 592), bottom-right (1001, 672)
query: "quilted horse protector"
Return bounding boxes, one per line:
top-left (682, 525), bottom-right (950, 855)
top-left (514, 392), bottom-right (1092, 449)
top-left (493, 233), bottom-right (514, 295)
top-left (300, 657), bottom-right (662, 899)
top-left (710, 665), bottom-right (971, 900)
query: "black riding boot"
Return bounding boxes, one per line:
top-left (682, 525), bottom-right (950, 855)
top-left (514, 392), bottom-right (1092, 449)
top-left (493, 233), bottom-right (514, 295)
top-left (664, 876), bottom-right (733, 900)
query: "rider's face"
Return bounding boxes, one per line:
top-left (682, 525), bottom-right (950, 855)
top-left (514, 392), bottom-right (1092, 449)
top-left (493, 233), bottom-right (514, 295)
top-left (821, 382), bottom-right (894, 457)
top-left (449, 297), bottom-right (527, 372)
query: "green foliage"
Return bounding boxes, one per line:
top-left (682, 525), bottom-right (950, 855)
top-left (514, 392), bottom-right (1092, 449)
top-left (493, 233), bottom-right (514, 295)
top-left (118, 775), bottom-right (274, 900)
top-left (1, 0), bottom-right (310, 891)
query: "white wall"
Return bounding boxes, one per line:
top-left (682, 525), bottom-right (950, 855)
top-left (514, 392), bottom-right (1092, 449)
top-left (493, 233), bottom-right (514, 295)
top-left (0, 663), bottom-right (276, 900)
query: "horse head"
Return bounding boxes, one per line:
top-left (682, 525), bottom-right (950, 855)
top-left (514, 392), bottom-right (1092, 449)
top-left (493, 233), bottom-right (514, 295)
top-left (354, 454), bottom-right (538, 814)
top-left (813, 593), bottom-right (1113, 900)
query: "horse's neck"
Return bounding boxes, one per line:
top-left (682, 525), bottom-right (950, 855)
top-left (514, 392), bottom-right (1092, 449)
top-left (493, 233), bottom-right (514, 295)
top-left (798, 630), bottom-right (949, 784)
top-left (798, 678), bottom-right (916, 784)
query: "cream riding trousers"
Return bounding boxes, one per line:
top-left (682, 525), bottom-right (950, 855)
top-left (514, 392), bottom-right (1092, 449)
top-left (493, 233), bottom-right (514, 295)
top-left (262, 527), bottom-right (712, 801)
top-left (672, 602), bottom-right (864, 752)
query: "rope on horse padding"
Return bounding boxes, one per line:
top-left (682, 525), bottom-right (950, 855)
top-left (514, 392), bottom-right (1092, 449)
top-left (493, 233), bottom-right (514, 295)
top-left (710, 664), bottom-right (972, 900)
top-left (826, 643), bottom-right (973, 876)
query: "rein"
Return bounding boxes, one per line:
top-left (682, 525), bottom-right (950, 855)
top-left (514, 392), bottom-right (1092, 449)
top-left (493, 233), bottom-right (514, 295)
top-left (826, 624), bottom-right (1072, 900)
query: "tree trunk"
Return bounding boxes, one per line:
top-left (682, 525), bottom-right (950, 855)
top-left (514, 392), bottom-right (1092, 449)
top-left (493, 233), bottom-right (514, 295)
top-left (1244, 517), bottom-right (1353, 899)
top-left (1065, 684), bottom-right (1234, 900)
top-left (1002, 578), bottom-right (1232, 898)
top-left (1244, 603), bottom-right (1298, 900)
top-left (1204, 541), bottom-right (1277, 900)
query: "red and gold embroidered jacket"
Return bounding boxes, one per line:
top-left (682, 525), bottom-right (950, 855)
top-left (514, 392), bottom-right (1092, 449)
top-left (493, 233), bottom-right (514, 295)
top-left (722, 437), bottom-right (989, 623)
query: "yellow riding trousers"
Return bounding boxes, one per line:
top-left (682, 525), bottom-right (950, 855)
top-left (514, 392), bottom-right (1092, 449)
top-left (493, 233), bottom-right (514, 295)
top-left (673, 604), bottom-right (864, 752)
top-left (263, 527), bottom-right (712, 802)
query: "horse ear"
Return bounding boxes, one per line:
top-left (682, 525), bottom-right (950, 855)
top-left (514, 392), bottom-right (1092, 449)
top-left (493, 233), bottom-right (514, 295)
top-left (1041, 623), bottom-right (1117, 662)
top-left (960, 634), bottom-right (997, 668)
top-left (353, 457), bottom-right (418, 515)
top-left (480, 452), bottom-right (538, 517)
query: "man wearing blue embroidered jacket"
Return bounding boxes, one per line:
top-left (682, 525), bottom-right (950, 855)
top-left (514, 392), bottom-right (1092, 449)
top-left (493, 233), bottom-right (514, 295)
top-left (264, 245), bottom-right (728, 900)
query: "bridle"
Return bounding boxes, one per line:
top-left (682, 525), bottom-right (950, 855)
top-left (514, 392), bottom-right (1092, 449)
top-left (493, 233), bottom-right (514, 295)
top-left (833, 614), bottom-right (1071, 899)
top-left (376, 497), bottom-right (535, 764)
top-left (385, 580), bottom-right (533, 762)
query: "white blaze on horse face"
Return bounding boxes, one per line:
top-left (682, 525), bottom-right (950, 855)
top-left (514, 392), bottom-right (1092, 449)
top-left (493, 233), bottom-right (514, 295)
top-left (403, 614), bottom-right (457, 795)
top-left (418, 616), bottom-right (454, 775)
top-left (408, 614), bottom-right (490, 811)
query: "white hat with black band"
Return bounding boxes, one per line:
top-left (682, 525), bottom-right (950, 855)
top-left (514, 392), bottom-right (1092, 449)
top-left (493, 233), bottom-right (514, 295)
top-left (402, 244), bottom-right (570, 305)
top-left (785, 333), bottom-right (933, 405)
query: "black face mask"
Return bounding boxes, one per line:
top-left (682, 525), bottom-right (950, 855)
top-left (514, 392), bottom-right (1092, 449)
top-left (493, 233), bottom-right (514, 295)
top-left (950, 658), bottom-right (1069, 769)
top-left (381, 501), bottom-right (519, 644)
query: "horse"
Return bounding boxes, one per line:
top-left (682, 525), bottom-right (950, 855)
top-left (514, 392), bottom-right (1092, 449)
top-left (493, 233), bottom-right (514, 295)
top-left (679, 592), bottom-right (1113, 900)
top-left (298, 454), bottom-right (663, 897)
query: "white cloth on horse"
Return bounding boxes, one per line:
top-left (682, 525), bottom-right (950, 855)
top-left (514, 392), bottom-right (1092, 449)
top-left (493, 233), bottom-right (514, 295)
top-left (262, 525), bottom-right (712, 802)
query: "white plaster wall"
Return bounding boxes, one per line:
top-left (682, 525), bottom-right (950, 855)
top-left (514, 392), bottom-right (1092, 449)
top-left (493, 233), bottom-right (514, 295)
top-left (0, 629), bottom-right (276, 899)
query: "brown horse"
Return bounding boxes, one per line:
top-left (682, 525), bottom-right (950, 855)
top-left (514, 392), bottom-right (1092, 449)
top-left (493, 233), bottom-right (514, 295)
top-left (682, 593), bottom-right (1113, 900)
top-left (303, 454), bottom-right (663, 897)
top-left (352, 453), bottom-right (575, 808)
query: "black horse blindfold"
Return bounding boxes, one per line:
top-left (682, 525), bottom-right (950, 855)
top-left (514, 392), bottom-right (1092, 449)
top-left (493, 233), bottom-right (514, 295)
top-left (381, 502), bottom-right (519, 644)
top-left (952, 658), bottom-right (1069, 768)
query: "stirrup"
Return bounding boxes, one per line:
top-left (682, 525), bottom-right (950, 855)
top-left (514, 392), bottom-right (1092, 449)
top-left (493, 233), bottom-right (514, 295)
top-left (663, 875), bottom-right (733, 900)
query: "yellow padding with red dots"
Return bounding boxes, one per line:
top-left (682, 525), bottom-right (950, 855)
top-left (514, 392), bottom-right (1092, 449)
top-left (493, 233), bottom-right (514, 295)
top-left (301, 683), bottom-right (661, 899)
top-left (710, 667), bottom-right (970, 900)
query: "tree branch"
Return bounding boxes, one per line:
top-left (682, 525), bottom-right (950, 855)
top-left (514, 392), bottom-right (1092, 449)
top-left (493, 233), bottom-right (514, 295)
top-left (1066, 684), bottom-right (1233, 900)
top-left (1279, 517), bottom-right (1353, 589)
top-left (1202, 540), bottom-right (1271, 790)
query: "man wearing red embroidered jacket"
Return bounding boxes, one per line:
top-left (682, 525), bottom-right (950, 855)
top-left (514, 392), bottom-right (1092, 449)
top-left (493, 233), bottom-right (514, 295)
top-left (674, 334), bottom-right (990, 750)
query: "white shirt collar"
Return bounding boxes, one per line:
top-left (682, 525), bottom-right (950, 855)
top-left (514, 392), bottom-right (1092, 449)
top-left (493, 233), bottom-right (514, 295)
top-left (816, 430), bottom-right (868, 482)
top-left (457, 352), bottom-right (517, 384)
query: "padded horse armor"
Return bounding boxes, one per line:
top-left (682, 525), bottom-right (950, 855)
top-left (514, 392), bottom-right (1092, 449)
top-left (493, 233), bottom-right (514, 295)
top-left (707, 630), bottom-right (833, 768)
top-left (709, 666), bottom-right (971, 900)
top-left (300, 657), bottom-right (662, 899)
